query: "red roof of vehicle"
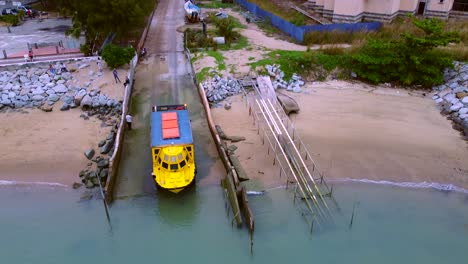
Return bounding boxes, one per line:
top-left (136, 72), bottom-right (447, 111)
top-left (161, 112), bottom-right (180, 139)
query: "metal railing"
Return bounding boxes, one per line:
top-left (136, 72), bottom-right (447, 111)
top-left (453, 2), bottom-right (468, 12)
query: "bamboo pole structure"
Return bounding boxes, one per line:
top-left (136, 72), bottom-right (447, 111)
top-left (266, 99), bottom-right (332, 217)
top-left (197, 83), bottom-right (255, 228)
top-left (243, 77), bottom-right (340, 229)
top-left (253, 98), bottom-right (322, 227)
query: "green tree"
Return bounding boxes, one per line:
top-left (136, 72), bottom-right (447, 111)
top-left (101, 44), bottom-right (135, 68)
top-left (60, 0), bottom-right (152, 50)
top-left (351, 17), bottom-right (460, 87)
top-left (214, 17), bottom-right (239, 43)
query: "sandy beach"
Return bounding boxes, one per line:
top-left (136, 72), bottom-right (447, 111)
top-left (0, 108), bottom-right (111, 185)
top-left (211, 82), bottom-right (468, 190)
top-left (0, 60), bottom-right (126, 185)
top-left (192, 7), bottom-right (468, 190)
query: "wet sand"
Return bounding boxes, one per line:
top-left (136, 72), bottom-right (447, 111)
top-left (211, 81), bottom-right (468, 190)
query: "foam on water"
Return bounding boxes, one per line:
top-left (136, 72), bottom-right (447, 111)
top-left (332, 178), bottom-right (468, 194)
top-left (0, 180), bottom-right (68, 188)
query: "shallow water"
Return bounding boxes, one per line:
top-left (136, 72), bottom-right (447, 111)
top-left (1, 183), bottom-right (467, 264)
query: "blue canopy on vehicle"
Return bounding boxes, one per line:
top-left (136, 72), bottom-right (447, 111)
top-left (151, 109), bottom-right (193, 147)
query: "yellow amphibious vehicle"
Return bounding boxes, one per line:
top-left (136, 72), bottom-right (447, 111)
top-left (151, 104), bottom-right (196, 193)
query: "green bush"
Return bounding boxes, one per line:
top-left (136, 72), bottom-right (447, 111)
top-left (101, 44), bottom-right (135, 69)
top-left (184, 29), bottom-right (215, 50)
top-left (290, 14), bottom-right (306, 26)
top-left (350, 18), bottom-right (460, 87)
top-left (214, 16), bottom-right (240, 43)
top-left (80, 43), bottom-right (91, 56)
top-left (0, 14), bottom-right (20, 26)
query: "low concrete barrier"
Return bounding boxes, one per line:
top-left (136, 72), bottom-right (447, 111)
top-left (105, 54), bottom-right (138, 203)
top-left (137, 8), bottom-right (156, 51)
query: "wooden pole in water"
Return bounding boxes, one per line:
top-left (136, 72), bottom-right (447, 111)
top-left (250, 230), bottom-right (254, 255)
top-left (97, 178), bottom-right (112, 230)
top-left (349, 201), bottom-right (357, 230)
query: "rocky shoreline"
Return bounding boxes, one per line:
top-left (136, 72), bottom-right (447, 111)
top-left (0, 58), bottom-right (123, 189)
top-left (0, 60), bottom-right (121, 112)
top-left (432, 61), bottom-right (468, 140)
top-left (201, 65), bottom-right (305, 104)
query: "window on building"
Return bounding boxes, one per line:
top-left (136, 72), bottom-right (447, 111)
top-left (453, 0), bottom-right (468, 11)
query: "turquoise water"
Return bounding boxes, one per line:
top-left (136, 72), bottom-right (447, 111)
top-left (1, 183), bottom-right (467, 264)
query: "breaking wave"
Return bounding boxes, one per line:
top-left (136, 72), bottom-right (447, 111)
top-left (332, 178), bottom-right (468, 194)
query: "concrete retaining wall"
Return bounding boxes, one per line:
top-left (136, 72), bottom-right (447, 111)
top-left (105, 54), bottom-right (138, 203)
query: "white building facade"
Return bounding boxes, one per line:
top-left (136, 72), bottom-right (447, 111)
top-left (307, 0), bottom-right (468, 23)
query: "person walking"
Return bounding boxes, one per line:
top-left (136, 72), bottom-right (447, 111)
top-left (125, 114), bottom-right (133, 130)
top-left (123, 76), bottom-right (130, 88)
top-left (49, 64), bottom-right (56, 75)
top-left (202, 19), bottom-right (207, 36)
top-left (113, 69), bottom-right (121, 83)
top-left (28, 49), bottom-right (34, 62)
top-left (97, 57), bottom-right (103, 72)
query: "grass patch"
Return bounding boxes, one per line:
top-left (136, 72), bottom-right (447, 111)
top-left (248, 56), bottom-right (255, 61)
top-left (205, 50), bottom-right (226, 70)
top-left (247, 0), bottom-right (299, 23)
top-left (205, 13), bottom-right (246, 29)
top-left (438, 44), bottom-right (468, 62)
top-left (315, 53), bottom-right (348, 71)
top-left (290, 14), bottom-right (306, 26)
top-left (198, 1), bottom-right (234, 9)
top-left (196, 67), bottom-right (217, 82)
top-left (303, 16), bottom-right (468, 45)
top-left (257, 18), bottom-right (282, 37)
top-left (249, 50), bottom-right (350, 81)
top-left (191, 53), bottom-right (203, 64)
top-left (218, 35), bottom-right (249, 50)
top-left (229, 15), bottom-right (247, 29)
top-left (206, 50), bottom-right (225, 64)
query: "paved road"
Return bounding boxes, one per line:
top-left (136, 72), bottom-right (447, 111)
top-left (113, 0), bottom-right (223, 199)
top-left (0, 18), bottom-right (83, 56)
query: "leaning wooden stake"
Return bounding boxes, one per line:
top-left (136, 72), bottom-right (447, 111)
top-left (222, 175), bottom-right (242, 227)
top-left (349, 201), bottom-right (357, 230)
top-left (98, 177), bottom-right (112, 231)
top-left (250, 230), bottom-right (254, 255)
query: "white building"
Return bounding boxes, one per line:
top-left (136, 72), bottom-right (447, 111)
top-left (307, 0), bottom-right (468, 23)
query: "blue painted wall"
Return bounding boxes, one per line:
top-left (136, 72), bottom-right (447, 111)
top-left (234, 0), bottom-right (381, 43)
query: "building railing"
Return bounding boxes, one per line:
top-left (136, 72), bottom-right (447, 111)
top-left (453, 2), bottom-right (468, 12)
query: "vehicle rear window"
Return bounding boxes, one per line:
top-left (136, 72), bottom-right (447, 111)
top-left (170, 164), bottom-right (178, 170)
